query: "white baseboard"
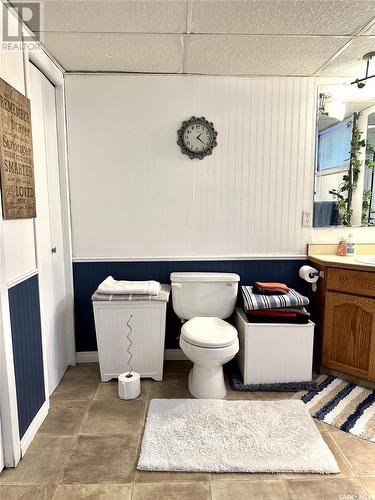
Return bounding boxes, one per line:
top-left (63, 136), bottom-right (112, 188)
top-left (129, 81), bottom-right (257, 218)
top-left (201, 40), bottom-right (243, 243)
top-left (76, 351), bottom-right (99, 363)
top-left (20, 400), bottom-right (49, 457)
top-left (164, 349), bottom-right (187, 360)
top-left (76, 349), bottom-right (187, 363)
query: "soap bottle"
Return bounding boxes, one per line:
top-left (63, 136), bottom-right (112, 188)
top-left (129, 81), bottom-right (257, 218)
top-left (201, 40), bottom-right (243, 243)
top-left (337, 237), bottom-right (347, 256)
top-left (347, 233), bottom-right (355, 256)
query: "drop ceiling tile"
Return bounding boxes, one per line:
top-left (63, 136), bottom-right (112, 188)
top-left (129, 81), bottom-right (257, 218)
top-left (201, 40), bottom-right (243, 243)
top-left (38, 0), bottom-right (187, 33)
top-left (41, 33), bottom-right (183, 72)
top-left (191, 0), bottom-right (375, 36)
top-left (361, 20), bottom-right (375, 35)
top-left (318, 37), bottom-right (375, 76)
top-left (185, 35), bottom-right (348, 76)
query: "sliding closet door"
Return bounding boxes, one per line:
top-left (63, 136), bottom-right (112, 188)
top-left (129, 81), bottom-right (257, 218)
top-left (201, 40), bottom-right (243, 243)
top-left (29, 63), bottom-right (68, 394)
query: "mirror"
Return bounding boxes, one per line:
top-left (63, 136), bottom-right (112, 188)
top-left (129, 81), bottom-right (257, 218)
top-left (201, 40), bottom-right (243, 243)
top-left (314, 84), bottom-right (375, 227)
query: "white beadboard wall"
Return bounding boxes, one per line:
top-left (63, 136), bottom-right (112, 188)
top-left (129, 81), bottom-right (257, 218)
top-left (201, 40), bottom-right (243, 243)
top-left (0, 7), bottom-right (37, 282)
top-left (66, 74), bottom-right (317, 259)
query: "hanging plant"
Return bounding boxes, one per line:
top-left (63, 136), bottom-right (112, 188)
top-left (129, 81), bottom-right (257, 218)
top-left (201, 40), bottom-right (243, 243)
top-left (329, 113), bottom-right (366, 226)
top-left (362, 141), bottom-right (375, 225)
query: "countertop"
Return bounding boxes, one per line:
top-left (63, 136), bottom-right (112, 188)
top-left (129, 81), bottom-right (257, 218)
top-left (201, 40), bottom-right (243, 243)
top-left (308, 254), bottom-right (375, 272)
top-left (307, 244), bottom-right (375, 272)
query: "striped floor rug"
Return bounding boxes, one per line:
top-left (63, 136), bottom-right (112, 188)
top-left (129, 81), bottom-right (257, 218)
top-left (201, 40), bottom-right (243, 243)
top-left (302, 375), bottom-right (375, 442)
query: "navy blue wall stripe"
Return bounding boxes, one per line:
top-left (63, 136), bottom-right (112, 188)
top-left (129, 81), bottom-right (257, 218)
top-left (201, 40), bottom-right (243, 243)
top-left (73, 259), bottom-right (307, 351)
top-left (8, 275), bottom-right (45, 439)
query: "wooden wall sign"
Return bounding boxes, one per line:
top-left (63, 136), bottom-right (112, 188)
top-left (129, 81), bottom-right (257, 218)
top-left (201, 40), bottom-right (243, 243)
top-left (0, 78), bottom-right (36, 219)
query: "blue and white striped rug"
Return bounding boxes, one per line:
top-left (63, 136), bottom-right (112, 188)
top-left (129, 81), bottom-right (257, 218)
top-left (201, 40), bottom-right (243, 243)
top-left (302, 375), bottom-right (375, 442)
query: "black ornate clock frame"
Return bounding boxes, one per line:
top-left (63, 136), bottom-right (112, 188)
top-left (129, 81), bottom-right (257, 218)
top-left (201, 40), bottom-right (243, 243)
top-left (177, 116), bottom-right (218, 160)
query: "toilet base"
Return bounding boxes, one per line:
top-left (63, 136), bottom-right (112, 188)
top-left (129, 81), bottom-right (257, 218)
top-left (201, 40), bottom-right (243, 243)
top-left (180, 336), bottom-right (239, 400)
top-left (188, 364), bottom-right (227, 399)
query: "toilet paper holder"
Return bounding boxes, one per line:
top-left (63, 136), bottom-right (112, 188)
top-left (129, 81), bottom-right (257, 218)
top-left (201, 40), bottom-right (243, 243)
top-left (299, 265), bottom-right (325, 292)
top-left (310, 270), bottom-right (325, 279)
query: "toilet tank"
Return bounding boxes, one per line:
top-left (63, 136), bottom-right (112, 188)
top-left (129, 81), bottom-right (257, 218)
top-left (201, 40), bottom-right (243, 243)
top-left (170, 272), bottom-right (240, 320)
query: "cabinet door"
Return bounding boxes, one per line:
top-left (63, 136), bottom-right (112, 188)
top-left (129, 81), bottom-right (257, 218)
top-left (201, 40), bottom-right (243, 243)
top-left (323, 292), bottom-right (375, 381)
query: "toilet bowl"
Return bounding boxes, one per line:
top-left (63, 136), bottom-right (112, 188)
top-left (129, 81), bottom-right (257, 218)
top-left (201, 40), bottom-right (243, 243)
top-left (170, 271), bottom-right (240, 399)
top-left (180, 317), bottom-right (239, 399)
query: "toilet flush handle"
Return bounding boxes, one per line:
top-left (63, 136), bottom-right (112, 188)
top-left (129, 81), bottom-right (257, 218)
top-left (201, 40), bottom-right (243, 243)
top-left (171, 283), bottom-right (182, 288)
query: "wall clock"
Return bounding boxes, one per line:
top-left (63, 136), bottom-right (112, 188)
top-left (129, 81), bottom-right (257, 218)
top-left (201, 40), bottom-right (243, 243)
top-left (177, 116), bottom-right (218, 160)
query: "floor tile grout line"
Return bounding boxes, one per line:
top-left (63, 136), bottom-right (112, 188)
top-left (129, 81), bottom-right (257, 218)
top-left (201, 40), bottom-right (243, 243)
top-left (130, 481), bottom-right (136, 500)
top-left (56, 381), bottom-right (99, 485)
top-left (357, 477), bottom-right (375, 499)
top-left (50, 483), bottom-right (59, 500)
top-left (282, 476), bottom-right (292, 500)
top-left (137, 397), bottom-right (149, 448)
top-left (37, 432), bottom-right (82, 438)
top-left (133, 398), bottom-right (150, 481)
top-left (327, 431), bottom-right (358, 477)
top-left (324, 432), bottom-right (355, 479)
top-left (208, 476), bottom-right (213, 500)
top-left (0, 480), bottom-right (61, 486)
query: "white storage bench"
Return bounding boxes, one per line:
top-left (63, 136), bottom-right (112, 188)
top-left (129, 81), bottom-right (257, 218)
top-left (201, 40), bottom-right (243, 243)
top-left (234, 308), bottom-right (314, 385)
top-left (92, 285), bottom-right (170, 382)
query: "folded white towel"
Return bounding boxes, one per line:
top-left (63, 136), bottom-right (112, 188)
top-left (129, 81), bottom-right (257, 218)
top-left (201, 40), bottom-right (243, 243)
top-left (97, 276), bottom-right (161, 296)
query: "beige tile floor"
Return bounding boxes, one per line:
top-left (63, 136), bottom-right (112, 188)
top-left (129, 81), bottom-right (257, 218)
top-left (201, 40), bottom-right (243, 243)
top-left (0, 361), bottom-right (374, 500)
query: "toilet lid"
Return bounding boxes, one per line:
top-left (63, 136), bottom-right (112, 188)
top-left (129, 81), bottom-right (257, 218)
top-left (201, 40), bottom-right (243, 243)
top-left (181, 317), bottom-right (238, 348)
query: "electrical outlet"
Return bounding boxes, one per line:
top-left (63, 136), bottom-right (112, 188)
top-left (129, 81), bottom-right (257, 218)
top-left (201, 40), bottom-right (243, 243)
top-left (302, 210), bottom-right (312, 227)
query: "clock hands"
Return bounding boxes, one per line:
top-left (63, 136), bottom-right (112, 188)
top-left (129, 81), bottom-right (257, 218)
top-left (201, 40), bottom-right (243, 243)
top-left (196, 132), bottom-right (205, 145)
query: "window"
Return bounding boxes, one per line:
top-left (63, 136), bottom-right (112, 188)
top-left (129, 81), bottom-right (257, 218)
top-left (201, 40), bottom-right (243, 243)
top-left (317, 117), bottom-right (353, 171)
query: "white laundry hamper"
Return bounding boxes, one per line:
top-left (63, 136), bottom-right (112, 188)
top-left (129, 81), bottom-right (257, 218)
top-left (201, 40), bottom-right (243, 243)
top-left (92, 284), bottom-right (170, 382)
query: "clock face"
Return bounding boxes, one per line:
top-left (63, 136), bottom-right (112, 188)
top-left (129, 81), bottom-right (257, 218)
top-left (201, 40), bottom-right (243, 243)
top-left (177, 116), bottom-right (218, 159)
top-left (183, 123), bottom-right (212, 153)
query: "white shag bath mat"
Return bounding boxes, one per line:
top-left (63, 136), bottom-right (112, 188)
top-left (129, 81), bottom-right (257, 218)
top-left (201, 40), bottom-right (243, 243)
top-left (137, 399), bottom-right (339, 474)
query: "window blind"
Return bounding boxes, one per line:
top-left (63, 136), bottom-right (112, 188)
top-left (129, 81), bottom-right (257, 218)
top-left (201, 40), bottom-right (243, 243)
top-left (318, 117), bottom-right (353, 171)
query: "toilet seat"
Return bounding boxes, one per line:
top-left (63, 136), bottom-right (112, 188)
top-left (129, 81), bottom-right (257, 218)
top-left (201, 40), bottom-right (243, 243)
top-left (181, 317), bottom-right (238, 348)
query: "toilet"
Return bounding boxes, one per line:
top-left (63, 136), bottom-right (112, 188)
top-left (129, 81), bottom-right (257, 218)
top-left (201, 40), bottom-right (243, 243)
top-left (170, 272), bottom-right (240, 399)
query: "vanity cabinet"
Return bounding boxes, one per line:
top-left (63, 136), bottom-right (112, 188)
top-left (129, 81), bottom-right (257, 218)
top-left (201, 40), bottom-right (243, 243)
top-left (309, 262), bottom-right (375, 382)
top-left (323, 291), bottom-right (375, 381)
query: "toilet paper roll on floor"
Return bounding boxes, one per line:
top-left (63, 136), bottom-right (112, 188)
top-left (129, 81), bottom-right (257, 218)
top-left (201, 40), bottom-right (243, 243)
top-left (299, 265), bottom-right (319, 291)
top-left (118, 371), bottom-right (141, 400)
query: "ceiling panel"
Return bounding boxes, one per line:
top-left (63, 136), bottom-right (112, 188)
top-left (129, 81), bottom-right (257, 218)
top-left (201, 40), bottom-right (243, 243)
top-left (41, 33), bottom-right (183, 72)
top-left (191, 0), bottom-right (375, 36)
top-left (318, 37), bottom-right (375, 76)
top-left (185, 35), bottom-right (348, 76)
top-left (38, 0), bottom-right (187, 33)
top-left (361, 19), bottom-right (375, 35)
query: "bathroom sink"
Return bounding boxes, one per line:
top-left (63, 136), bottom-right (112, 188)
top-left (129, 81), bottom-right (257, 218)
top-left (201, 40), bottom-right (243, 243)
top-left (354, 256), bottom-right (375, 266)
